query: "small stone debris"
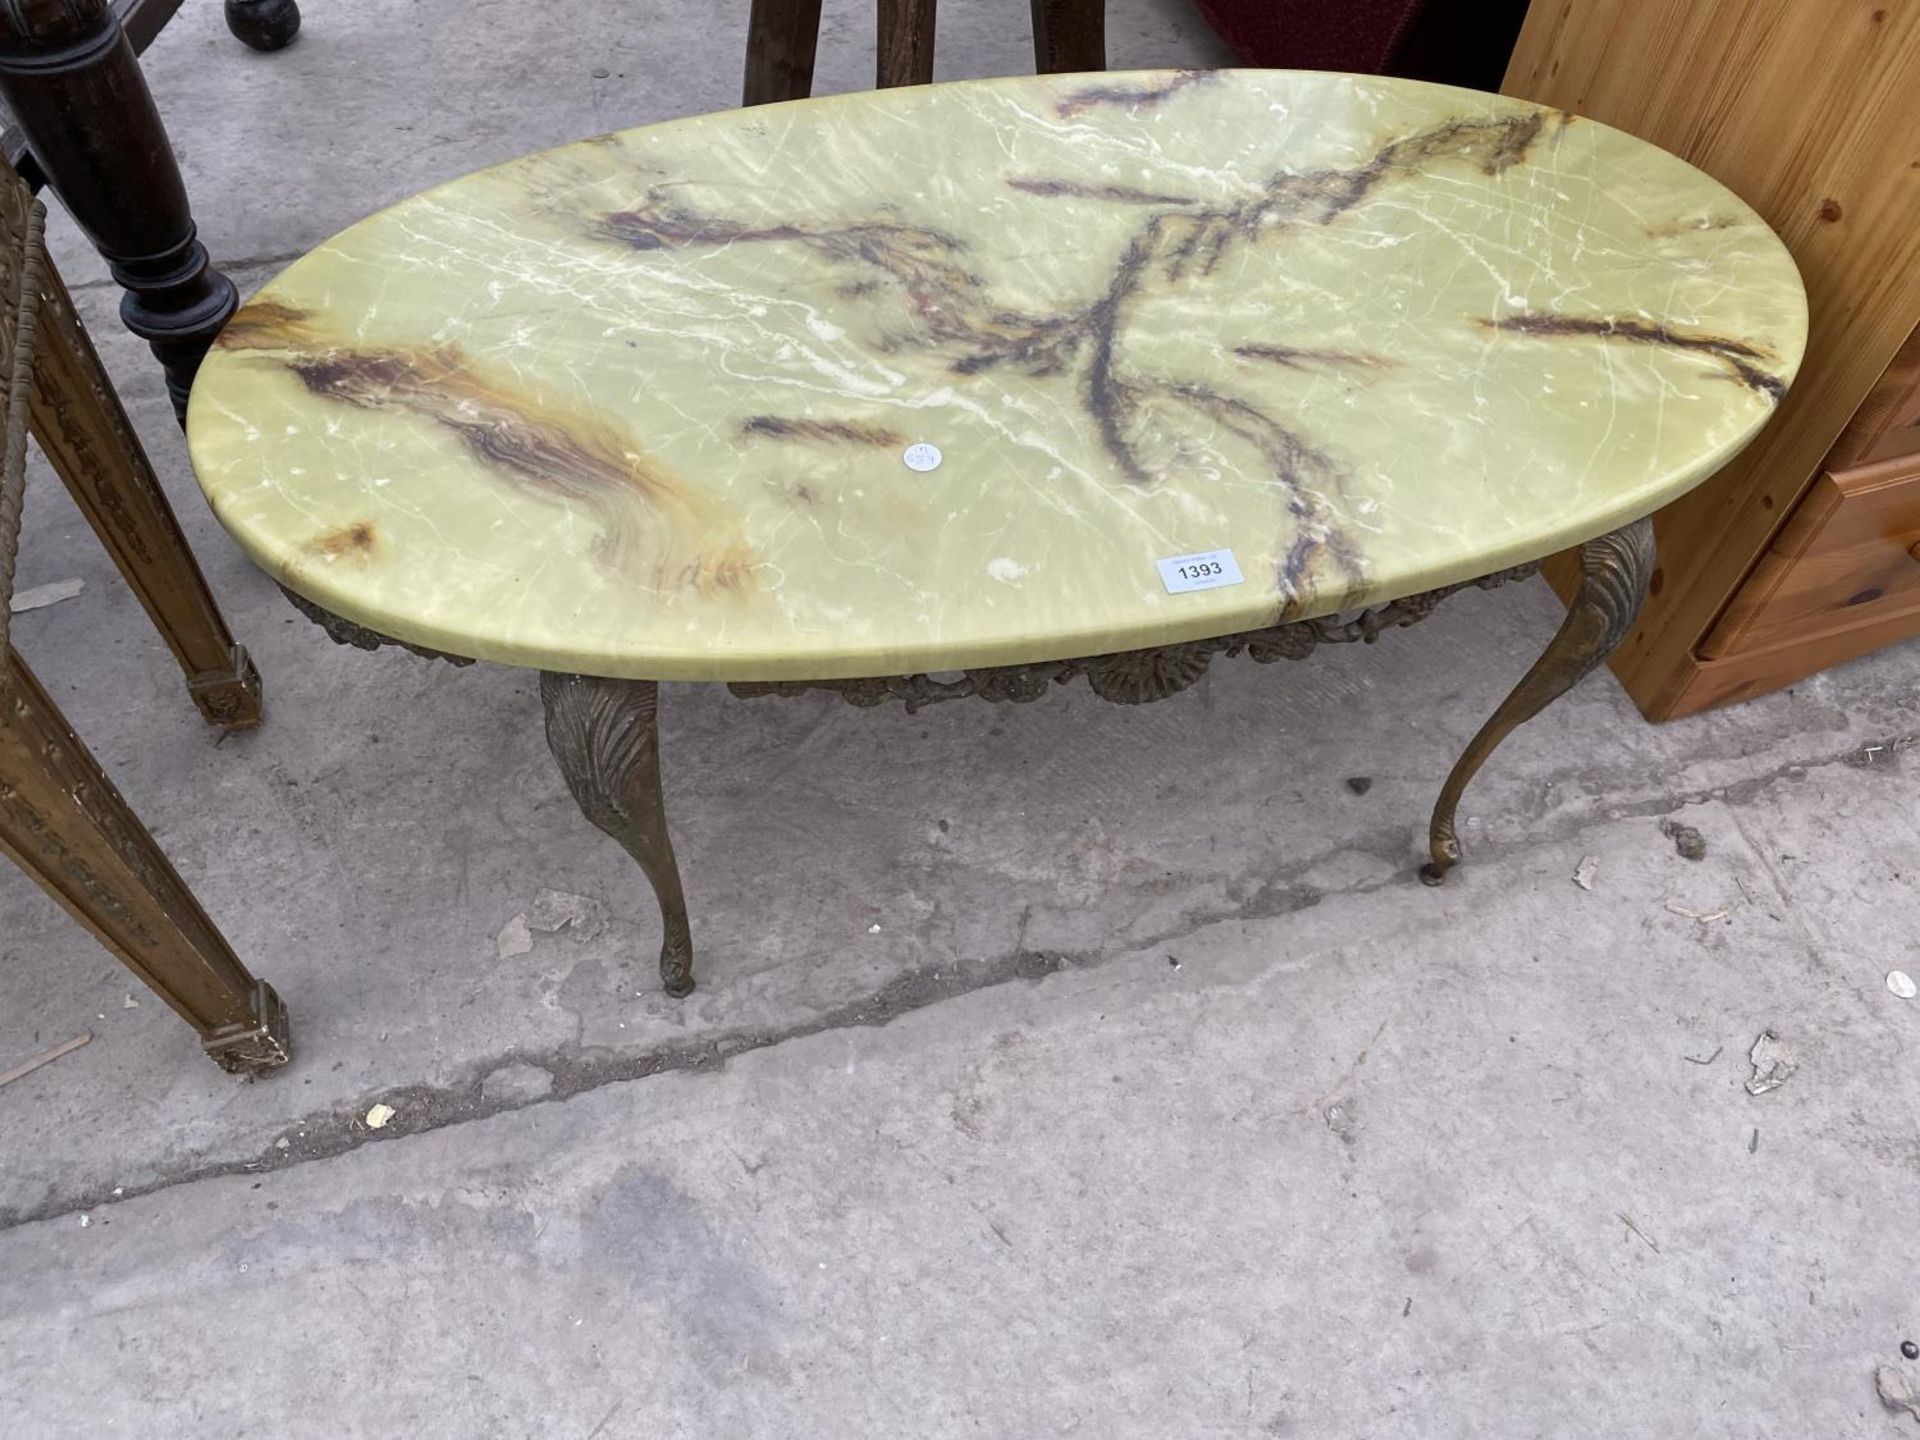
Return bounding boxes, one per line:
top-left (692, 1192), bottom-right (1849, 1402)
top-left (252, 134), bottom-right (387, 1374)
top-left (1876, 1365), bottom-right (1920, 1422)
top-left (1847, 739), bottom-right (1912, 769)
top-left (1345, 776), bottom-right (1373, 795)
top-left (122, 993), bottom-right (139, 1009)
top-left (7, 577), bottom-right (84, 614)
top-left (1890, 971), bottom-right (1918, 1000)
top-left (1167, 955), bottom-right (1181, 970)
top-left (1904, 1342), bottom-right (1919, 1361)
top-left (364, 1103), bottom-right (396, 1130)
top-left (1324, 1101), bottom-right (1358, 1146)
top-left (495, 913), bottom-right (534, 959)
top-left (590, 66), bottom-right (611, 78)
top-left (866, 923), bottom-right (882, 934)
top-left (524, 888), bottom-right (609, 941)
top-left (77, 1214), bottom-right (90, 1228)
top-left (1745, 1029), bottom-right (1798, 1096)
top-left (496, 890), bottom-right (608, 959)
top-left (1572, 855), bottom-right (1599, 891)
top-left (1661, 819), bottom-right (1708, 861)
top-left (275, 1137), bottom-right (290, 1150)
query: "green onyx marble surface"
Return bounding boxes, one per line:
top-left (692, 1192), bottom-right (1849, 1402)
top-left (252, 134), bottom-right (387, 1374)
top-left (185, 70), bottom-right (1807, 680)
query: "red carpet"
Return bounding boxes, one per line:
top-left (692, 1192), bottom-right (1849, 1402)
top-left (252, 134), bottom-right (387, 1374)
top-left (1188, 0), bottom-right (1532, 92)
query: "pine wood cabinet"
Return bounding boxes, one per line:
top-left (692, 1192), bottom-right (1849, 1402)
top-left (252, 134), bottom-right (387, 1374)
top-left (1502, 0), bottom-right (1920, 718)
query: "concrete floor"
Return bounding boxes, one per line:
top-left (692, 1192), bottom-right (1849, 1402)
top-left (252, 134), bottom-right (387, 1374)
top-left (3, 2), bottom-right (1918, 1434)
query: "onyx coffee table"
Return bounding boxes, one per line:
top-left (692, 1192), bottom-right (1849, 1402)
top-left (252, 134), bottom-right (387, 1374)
top-left (185, 70), bottom-right (1806, 1002)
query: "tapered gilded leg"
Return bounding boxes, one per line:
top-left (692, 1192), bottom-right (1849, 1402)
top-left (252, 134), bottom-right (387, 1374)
top-left (28, 260), bottom-right (263, 729)
top-left (0, 646), bottom-right (290, 1074)
top-left (1420, 517), bottom-right (1655, 884)
top-left (540, 673), bottom-right (695, 997)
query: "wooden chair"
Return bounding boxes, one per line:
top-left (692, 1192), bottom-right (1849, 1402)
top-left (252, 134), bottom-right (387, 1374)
top-left (0, 0), bottom-right (298, 429)
top-left (0, 164), bottom-right (289, 1077)
top-left (743, 0), bottom-right (1107, 103)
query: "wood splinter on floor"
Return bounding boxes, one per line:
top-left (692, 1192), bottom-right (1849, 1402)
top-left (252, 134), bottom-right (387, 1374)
top-left (0, 1031), bottom-right (92, 1089)
top-left (1617, 1212), bottom-right (1661, 1253)
top-left (5, 577), bottom-right (84, 614)
top-left (1664, 898), bottom-right (1731, 923)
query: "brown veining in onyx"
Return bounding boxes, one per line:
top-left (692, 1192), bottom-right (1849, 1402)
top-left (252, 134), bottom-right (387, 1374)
top-left (219, 305), bottom-right (757, 595)
top-left (1054, 70), bottom-right (1216, 118)
top-left (1006, 178), bottom-right (1199, 206)
top-left (595, 204), bottom-right (1029, 359)
top-left (1475, 313), bottom-right (1787, 400)
top-left (590, 109), bottom-right (1572, 608)
top-left (741, 416), bottom-right (906, 446)
top-left (1644, 214), bottom-right (1739, 239)
top-left (304, 520), bottom-right (378, 560)
top-left (1234, 344), bottom-right (1397, 372)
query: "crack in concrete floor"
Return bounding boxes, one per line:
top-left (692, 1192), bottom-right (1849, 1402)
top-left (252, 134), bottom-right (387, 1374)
top-left (7, 723), bottom-right (1908, 1235)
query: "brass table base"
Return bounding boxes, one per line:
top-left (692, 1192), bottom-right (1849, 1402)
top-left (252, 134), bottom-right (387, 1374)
top-left (294, 518), bottom-right (1655, 997)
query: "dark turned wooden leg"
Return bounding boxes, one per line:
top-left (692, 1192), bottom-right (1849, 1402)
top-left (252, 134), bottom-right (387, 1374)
top-left (1420, 517), bottom-right (1655, 884)
top-left (224, 0), bottom-right (301, 51)
top-left (540, 673), bottom-right (696, 997)
top-left (1030, 0), bottom-right (1105, 72)
top-left (743, 0), bottom-right (822, 105)
top-left (0, 646), bottom-right (290, 1075)
top-left (877, 0), bottom-right (935, 88)
top-left (0, 0), bottom-right (239, 425)
top-left (28, 259), bottom-right (262, 729)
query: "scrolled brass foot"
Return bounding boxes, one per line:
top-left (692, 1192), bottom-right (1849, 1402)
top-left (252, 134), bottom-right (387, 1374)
top-left (186, 643), bottom-right (264, 730)
top-left (202, 980), bottom-right (292, 1076)
top-left (1421, 516), bottom-right (1655, 881)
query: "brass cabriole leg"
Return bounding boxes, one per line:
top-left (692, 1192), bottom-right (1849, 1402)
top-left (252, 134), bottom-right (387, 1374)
top-left (1419, 517), bottom-right (1655, 885)
top-left (539, 672), bottom-right (695, 997)
top-left (28, 260), bottom-right (263, 730)
top-left (0, 645), bottom-right (290, 1075)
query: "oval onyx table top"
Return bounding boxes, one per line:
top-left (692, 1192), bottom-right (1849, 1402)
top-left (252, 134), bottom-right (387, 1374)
top-left (185, 70), bottom-right (1806, 680)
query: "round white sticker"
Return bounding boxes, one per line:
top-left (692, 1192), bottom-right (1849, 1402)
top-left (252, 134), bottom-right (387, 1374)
top-left (902, 442), bottom-right (943, 473)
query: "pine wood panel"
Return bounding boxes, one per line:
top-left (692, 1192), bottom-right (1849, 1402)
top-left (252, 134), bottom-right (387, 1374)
top-left (1700, 454), bottom-right (1920, 656)
top-left (1826, 322), bottom-right (1920, 469)
top-left (1503, 0), bottom-right (1920, 719)
top-left (1672, 602), bottom-right (1920, 713)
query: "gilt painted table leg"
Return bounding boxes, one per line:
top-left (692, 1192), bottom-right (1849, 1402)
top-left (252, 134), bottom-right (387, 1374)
top-left (1419, 516), bottom-right (1656, 885)
top-left (539, 672), bottom-right (696, 997)
top-left (28, 258), bottom-right (263, 729)
top-left (0, 645), bottom-right (290, 1074)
